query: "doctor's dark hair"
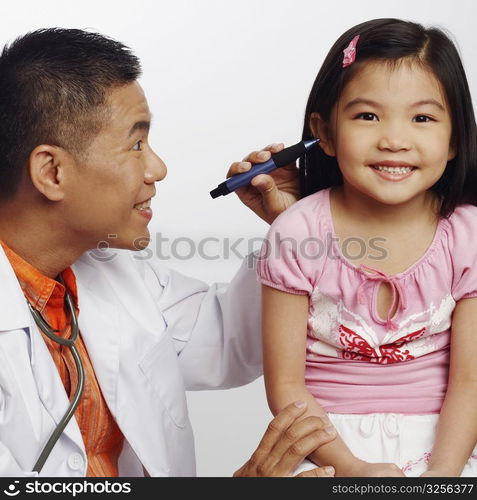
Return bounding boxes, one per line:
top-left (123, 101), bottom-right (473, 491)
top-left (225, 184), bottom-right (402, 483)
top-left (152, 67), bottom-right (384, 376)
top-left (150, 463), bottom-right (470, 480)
top-left (0, 28), bottom-right (141, 200)
top-left (300, 18), bottom-right (477, 218)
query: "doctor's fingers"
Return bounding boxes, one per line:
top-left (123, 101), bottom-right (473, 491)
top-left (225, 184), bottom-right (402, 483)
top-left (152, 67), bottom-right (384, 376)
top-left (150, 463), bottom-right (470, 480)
top-left (251, 401), bottom-right (310, 457)
top-left (225, 143), bottom-right (284, 179)
top-left (233, 401), bottom-right (308, 477)
top-left (264, 416), bottom-right (337, 477)
top-left (238, 420), bottom-right (336, 477)
top-left (234, 407), bottom-right (336, 477)
top-left (241, 143), bottom-right (284, 163)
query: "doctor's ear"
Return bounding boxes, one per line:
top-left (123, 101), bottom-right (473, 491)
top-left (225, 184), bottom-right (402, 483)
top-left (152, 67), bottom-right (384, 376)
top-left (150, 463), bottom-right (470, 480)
top-left (309, 113), bottom-right (336, 157)
top-left (28, 145), bottom-right (72, 201)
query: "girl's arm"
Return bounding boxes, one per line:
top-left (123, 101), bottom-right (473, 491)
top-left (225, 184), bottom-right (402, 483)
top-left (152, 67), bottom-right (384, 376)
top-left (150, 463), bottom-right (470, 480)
top-left (262, 285), bottom-right (403, 477)
top-left (422, 297), bottom-right (477, 477)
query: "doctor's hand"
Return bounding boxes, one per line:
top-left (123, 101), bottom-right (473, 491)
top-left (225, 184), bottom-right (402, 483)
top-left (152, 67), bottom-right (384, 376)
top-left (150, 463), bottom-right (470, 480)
top-left (233, 401), bottom-right (336, 477)
top-left (226, 143), bottom-right (299, 225)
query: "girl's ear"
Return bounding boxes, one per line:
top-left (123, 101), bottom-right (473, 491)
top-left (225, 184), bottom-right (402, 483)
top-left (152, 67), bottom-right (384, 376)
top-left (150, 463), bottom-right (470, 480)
top-left (309, 112), bottom-right (336, 157)
top-left (448, 140), bottom-right (456, 162)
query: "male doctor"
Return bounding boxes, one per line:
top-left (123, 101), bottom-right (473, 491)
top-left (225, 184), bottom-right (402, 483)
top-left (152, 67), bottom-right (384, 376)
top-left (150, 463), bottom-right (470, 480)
top-left (0, 29), bottom-right (336, 477)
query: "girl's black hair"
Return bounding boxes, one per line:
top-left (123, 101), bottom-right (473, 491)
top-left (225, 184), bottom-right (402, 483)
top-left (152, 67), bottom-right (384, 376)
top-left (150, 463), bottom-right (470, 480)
top-left (299, 18), bottom-right (477, 218)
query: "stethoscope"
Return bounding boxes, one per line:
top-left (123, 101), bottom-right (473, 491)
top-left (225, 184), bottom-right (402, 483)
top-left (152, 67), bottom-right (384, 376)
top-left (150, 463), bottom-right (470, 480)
top-left (27, 282), bottom-right (85, 473)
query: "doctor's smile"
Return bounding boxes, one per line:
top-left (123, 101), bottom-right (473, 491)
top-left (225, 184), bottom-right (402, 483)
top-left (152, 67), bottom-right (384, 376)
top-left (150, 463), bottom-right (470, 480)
top-left (133, 197), bottom-right (154, 221)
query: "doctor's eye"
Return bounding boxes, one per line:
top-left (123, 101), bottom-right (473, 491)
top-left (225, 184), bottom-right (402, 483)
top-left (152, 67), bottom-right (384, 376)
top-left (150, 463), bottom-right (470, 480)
top-left (355, 112), bottom-right (378, 121)
top-left (132, 140), bottom-right (143, 151)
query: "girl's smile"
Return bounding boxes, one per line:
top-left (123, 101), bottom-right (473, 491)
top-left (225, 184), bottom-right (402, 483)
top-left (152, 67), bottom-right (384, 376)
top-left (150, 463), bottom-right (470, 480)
top-left (311, 60), bottom-right (455, 210)
top-left (369, 160), bottom-right (417, 181)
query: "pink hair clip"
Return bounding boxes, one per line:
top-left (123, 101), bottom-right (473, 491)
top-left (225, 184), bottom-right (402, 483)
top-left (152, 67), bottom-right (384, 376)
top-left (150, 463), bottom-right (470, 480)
top-left (342, 35), bottom-right (360, 68)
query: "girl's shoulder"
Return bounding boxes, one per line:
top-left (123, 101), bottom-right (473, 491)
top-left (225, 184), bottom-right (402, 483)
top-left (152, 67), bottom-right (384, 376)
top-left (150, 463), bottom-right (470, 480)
top-left (258, 190), bottom-right (331, 294)
top-left (442, 203), bottom-right (477, 245)
top-left (442, 205), bottom-right (477, 302)
top-left (286, 188), bottom-right (330, 214)
top-left (269, 188), bottom-right (331, 236)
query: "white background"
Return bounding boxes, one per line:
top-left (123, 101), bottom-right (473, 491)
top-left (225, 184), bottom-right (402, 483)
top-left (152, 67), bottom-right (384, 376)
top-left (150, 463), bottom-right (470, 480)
top-left (2, 0), bottom-right (476, 476)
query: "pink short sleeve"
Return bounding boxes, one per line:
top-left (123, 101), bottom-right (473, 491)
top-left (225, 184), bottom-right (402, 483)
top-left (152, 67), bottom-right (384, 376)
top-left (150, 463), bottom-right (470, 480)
top-left (256, 193), bottom-right (327, 295)
top-left (448, 205), bottom-right (477, 301)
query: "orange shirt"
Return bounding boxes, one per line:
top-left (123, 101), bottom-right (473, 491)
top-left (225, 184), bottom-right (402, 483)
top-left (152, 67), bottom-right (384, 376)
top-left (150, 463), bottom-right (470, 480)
top-left (1, 241), bottom-right (124, 476)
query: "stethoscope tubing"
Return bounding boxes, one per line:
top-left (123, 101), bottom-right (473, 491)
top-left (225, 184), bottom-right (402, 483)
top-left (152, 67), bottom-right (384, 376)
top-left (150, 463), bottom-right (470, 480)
top-left (27, 289), bottom-right (85, 473)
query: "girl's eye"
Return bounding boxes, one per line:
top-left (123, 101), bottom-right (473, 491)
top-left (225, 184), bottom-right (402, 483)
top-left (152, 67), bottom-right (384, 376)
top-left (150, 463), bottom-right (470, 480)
top-left (356, 112), bottom-right (378, 121)
top-left (413, 115), bottom-right (433, 123)
top-left (132, 140), bottom-right (143, 151)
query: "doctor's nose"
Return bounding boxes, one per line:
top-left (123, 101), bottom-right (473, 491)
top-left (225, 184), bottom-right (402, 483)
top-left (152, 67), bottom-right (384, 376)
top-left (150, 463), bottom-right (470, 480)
top-left (145, 149), bottom-right (167, 184)
top-left (377, 125), bottom-right (412, 152)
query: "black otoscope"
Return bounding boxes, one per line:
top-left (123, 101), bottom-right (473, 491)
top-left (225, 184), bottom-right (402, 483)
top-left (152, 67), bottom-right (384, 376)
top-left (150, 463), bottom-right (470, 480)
top-left (210, 139), bottom-right (320, 199)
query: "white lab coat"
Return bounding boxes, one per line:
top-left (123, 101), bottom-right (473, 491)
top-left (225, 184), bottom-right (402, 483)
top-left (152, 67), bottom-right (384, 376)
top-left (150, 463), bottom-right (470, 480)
top-left (0, 246), bottom-right (262, 477)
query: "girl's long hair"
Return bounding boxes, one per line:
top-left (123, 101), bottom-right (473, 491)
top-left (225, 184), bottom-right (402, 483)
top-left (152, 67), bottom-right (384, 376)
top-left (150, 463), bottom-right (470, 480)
top-left (299, 18), bottom-right (477, 218)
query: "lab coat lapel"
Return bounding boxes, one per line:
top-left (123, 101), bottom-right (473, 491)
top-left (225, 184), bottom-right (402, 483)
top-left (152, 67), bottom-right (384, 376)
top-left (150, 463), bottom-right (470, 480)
top-left (73, 257), bottom-right (121, 411)
top-left (28, 319), bottom-right (86, 451)
top-left (73, 251), bottom-right (172, 476)
top-left (0, 247), bottom-right (85, 453)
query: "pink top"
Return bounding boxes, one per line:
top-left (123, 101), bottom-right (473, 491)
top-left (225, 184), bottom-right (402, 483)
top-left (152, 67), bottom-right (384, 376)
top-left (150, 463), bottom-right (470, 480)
top-left (257, 188), bottom-right (477, 414)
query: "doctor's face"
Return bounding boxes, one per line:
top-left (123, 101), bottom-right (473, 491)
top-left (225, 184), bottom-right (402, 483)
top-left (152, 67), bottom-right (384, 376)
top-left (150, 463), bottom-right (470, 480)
top-left (64, 82), bottom-right (167, 251)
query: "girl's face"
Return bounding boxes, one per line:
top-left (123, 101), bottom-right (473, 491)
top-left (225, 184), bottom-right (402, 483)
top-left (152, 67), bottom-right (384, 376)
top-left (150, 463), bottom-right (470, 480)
top-left (311, 60), bottom-right (455, 208)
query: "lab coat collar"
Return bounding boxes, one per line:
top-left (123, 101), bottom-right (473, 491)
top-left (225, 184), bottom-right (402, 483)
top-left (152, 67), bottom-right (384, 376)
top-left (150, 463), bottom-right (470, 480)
top-left (73, 250), bottom-right (166, 343)
top-left (0, 245), bottom-right (32, 331)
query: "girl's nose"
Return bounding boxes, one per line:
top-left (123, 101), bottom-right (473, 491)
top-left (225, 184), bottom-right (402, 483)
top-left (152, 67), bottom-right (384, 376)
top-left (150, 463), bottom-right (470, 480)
top-left (377, 124), bottom-right (411, 152)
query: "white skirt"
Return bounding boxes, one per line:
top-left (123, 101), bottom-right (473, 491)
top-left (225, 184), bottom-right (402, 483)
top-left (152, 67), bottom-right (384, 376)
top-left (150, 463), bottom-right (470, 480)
top-left (294, 413), bottom-right (477, 477)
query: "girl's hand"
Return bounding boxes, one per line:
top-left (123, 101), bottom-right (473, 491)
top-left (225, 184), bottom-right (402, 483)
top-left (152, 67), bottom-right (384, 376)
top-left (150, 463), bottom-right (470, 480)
top-left (421, 469), bottom-right (458, 477)
top-left (226, 143), bottom-right (299, 225)
top-left (421, 470), bottom-right (443, 477)
top-left (343, 458), bottom-right (406, 477)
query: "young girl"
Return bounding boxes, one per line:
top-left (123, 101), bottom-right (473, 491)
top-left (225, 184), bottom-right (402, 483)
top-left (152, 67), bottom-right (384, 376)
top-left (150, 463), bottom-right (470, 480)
top-left (256, 18), bottom-right (477, 477)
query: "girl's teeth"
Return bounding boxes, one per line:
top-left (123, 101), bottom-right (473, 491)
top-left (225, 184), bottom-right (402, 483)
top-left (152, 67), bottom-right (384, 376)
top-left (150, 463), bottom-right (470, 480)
top-left (374, 165), bottom-right (413, 174)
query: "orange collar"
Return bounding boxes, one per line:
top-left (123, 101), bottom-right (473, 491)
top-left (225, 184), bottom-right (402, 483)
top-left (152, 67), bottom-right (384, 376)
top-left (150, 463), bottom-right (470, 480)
top-left (0, 240), bottom-right (79, 314)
